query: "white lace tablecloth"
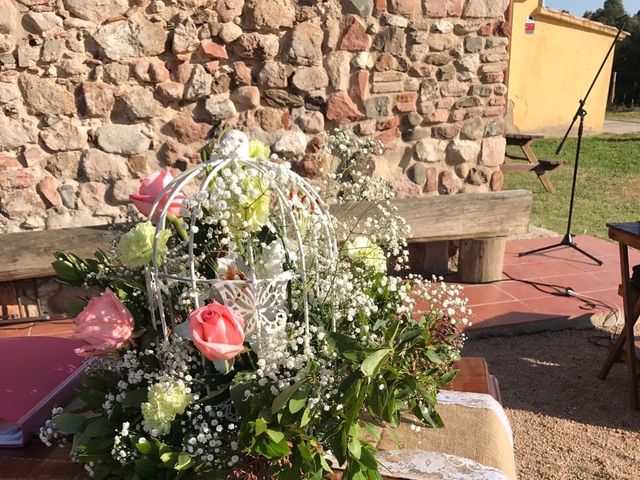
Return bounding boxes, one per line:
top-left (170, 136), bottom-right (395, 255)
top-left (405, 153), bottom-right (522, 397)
top-left (377, 449), bottom-right (510, 480)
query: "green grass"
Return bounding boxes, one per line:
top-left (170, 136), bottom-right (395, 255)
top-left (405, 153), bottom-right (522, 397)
top-left (504, 133), bottom-right (640, 240)
top-left (605, 110), bottom-right (640, 123)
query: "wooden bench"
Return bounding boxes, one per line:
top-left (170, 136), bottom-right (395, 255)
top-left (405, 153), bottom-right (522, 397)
top-left (334, 190), bottom-right (533, 283)
top-left (0, 190), bottom-right (532, 324)
top-left (503, 133), bottom-right (562, 193)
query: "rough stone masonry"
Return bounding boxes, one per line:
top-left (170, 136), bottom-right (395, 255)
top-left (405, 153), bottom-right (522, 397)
top-left (0, 0), bottom-right (510, 232)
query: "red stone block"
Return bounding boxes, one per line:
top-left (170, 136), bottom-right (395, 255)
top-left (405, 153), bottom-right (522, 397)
top-left (326, 91), bottom-right (364, 124)
top-left (350, 70), bottom-right (370, 104)
top-left (395, 92), bottom-right (417, 112)
top-left (0, 169), bottom-right (36, 189)
top-left (376, 126), bottom-right (400, 146)
top-left (482, 72), bottom-right (504, 84)
top-left (375, 0), bottom-right (387, 13)
top-left (204, 61), bottom-right (220, 74)
top-left (0, 153), bottom-right (20, 169)
top-left (377, 116), bottom-right (401, 130)
top-left (490, 170), bottom-right (504, 192)
top-left (426, 0), bottom-right (463, 17)
top-left (485, 106), bottom-right (505, 117)
top-left (424, 109), bottom-right (450, 124)
top-left (339, 15), bottom-right (372, 51)
top-left (389, 0), bottom-right (421, 16)
top-left (200, 40), bottom-right (229, 60)
top-left (479, 22), bottom-right (495, 36)
top-left (425, 166), bottom-right (438, 193)
top-left (37, 175), bottom-right (62, 208)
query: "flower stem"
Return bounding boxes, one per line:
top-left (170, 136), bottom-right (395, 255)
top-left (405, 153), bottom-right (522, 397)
top-left (167, 215), bottom-right (189, 242)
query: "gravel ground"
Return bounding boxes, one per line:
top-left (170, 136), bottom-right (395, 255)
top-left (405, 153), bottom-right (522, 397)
top-left (463, 329), bottom-right (640, 480)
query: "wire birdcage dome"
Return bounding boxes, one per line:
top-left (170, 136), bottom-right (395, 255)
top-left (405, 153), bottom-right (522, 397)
top-left (144, 130), bottom-right (338, 357)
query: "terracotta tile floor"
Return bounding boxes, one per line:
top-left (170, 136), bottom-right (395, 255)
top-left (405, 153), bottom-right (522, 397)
top-left (0, 319), bottom-right (74, 339)
top-left (459, 235), bottom-right (640, 333)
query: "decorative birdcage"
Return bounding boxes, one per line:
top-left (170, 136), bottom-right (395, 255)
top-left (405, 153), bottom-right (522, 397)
top-left (144, 130), bottom-right (338, 357)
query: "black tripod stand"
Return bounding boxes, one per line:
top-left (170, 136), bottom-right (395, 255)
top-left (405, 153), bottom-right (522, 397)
top-left (518, 22), bottom-right (627, 266)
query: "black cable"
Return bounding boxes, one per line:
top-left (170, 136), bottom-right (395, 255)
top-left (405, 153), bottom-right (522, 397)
top-left (454, 271), bottom-right (622, 330)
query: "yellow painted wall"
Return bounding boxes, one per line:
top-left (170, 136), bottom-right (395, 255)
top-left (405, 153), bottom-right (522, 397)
top-left (509, 0), bottom-right (621, 133)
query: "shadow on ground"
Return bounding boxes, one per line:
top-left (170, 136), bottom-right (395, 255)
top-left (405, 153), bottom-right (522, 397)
top-left (462, 328), bottom-right (640, 479)
top-left (463, 328), bottom-right (640, 432)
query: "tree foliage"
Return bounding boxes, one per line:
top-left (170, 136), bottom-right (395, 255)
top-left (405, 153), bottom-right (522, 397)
top-left (584, 1), bottom-right (640, 107)
top-left (584, 0), bottom-right (626, 25)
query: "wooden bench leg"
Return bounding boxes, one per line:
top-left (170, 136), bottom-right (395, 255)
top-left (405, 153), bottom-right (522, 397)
top-left (408, 241), bottom-right (449, 277)
top-left (522, 143), bottom-right (555, 193)
top-left (458, 237), bottom-right (506, 283)
top-left (536, 171), bottom-right (555, 193)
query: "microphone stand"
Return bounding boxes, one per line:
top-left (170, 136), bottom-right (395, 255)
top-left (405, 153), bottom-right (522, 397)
top-left (518, 22), bottom-right (626, 265)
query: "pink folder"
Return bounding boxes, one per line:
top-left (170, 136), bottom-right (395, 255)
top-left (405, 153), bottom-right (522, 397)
top-left (0, 336), bottom-right (87, 448)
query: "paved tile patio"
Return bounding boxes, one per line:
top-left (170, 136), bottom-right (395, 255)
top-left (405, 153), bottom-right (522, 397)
top-left (461, 235), bottom-right (640, 334)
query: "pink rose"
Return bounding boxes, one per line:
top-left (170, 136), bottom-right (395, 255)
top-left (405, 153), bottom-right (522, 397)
top-left (189, 302), bottom-right (245, 361)
top-left (73, 288), bottom-right (135, 357)
top-left (130, 169), bottom-right (184, 222)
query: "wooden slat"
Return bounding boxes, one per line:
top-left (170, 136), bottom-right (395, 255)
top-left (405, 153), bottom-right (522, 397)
top-left (333, 190), bottom-right (532, 243)
top-left (505, 132), bottom-right (544, 141)
top-left (0, 226), bottom-right (118, 282)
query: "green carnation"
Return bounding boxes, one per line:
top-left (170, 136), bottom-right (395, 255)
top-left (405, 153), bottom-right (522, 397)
top-left (141, 380), bottom-right (192, 436)
top-left (248, 140), bottom-right (270, 160)
top-left (230, 176), bottom-right (271, 233)
top-left (118, 222), bottom-right (171, 268)
top-left (344, 236), bottom-right (387, 273)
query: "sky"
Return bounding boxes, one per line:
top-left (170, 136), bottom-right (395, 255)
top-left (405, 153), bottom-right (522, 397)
top-left (546, 0), bottom-right (640, 16)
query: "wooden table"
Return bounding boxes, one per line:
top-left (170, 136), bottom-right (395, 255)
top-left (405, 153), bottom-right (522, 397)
top-left (599, 222), bottom-right (640, 410)
top-left (0, 357), bottom-right (501, 478)
top-left (503, 133), bottom-right (561, 193)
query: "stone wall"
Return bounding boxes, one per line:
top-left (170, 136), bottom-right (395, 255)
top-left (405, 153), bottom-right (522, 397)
top-left (0, 0), bottom-right (510, 232)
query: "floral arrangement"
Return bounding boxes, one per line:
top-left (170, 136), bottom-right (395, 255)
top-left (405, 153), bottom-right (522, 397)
top-left (41, 130), bottom-right (469, 480)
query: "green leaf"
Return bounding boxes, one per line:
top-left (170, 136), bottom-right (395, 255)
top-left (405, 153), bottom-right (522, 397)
top-left (175, 452), bottom-right (193, 471)
top-left (326, 332), bottom-right (363, 361)
top-left (76, 390), bottom-right (106, 410)
top-left (160, 451), bottom-right (179, 465)
top-left (426, 350), bottom-right (443, 364)
top-left (289, 386), bottom-right (309, 414)
top-left (122, 388), bottom-right (148, 408)
top-left (352, 471), bottom-right (367, 480)
top-left (255, 417), bottom-right (268, 436)
top-left (300, 407), bottom-right (312, 428)
top-left (254, 436), bottom-right (290, 459)
top-left (93, 464), bottom-right (110, 480)
top-left (134, 458), bottom-right (158, 478)
top-left (135, 441), bottom-right (152, 455)
top-left (396, 327), bottom-right (422, 348)
top-left (83, 416), bottom-right (112, 438)
top-left (266, 429), bottom-right (285, 443)
top-left (438, 369), bottom-right (458, 387)
top-left (51, 258), bottom-right (83, 283)
top-left (348, 437), bottom-right (362, 459)
top-left (271, 380), bottom-right (304, 414)
top-left (53, 413), bottom-right (86, 434)
top-left (361, 348), bottom-right (392, 377)
top-left (359, 447), bottom-right (378, 470)
top-left (363, 422), bottom-right (381, 443)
